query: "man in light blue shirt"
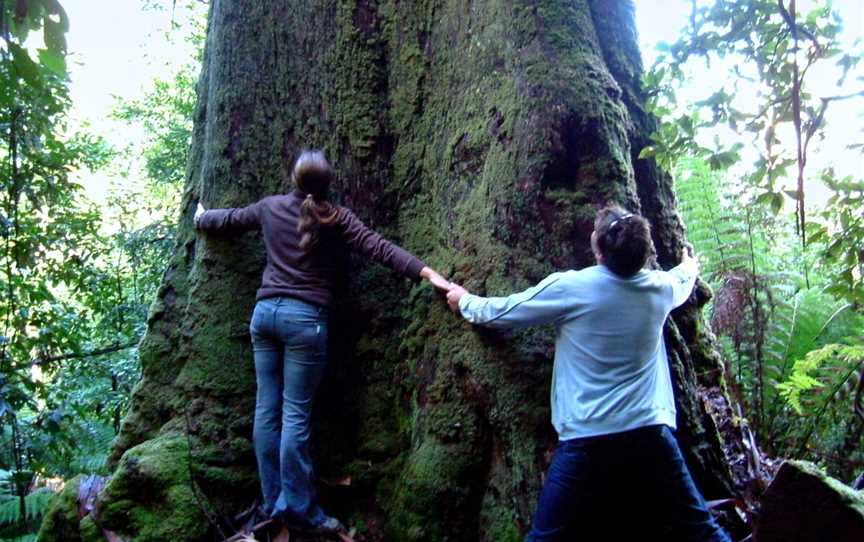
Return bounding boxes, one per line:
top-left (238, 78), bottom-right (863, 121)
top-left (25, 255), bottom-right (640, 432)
top-left (446, 207), bottom-right (731, 542)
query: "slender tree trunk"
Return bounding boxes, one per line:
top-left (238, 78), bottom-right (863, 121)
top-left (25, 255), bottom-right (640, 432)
top-left (43, 1), bottom-right (757, 541)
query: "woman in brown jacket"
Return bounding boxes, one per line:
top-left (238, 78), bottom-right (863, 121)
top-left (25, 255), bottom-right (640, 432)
top-left (195, 150), bottom-right (449, 534)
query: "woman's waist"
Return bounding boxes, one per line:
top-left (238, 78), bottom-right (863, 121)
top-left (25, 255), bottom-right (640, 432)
top-left (258, 264), bottom-right (340, 305)
top-left (255, 293), bottom-right (328, 318)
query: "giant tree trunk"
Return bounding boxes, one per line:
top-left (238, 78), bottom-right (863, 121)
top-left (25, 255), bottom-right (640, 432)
top-left (54, 1), bottom-right (756, 540)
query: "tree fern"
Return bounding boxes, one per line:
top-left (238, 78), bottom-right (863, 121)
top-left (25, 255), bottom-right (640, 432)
top-left (0, 472), bottom-right (12, 500)
top-left (0, 489), bottom-right (54, 526)
top-left (67, 420), bottom-right (114, 474)
top-left (674, 158), bottom-right (752, 284)
top-left (674, 157), bottom-right (864, 477)
top-left (763, 292), bottom-right (854, 412)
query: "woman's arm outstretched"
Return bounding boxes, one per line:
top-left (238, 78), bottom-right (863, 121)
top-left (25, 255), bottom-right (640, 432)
top-left (194, 201), bottom-right (263, 234)
top-left (338, 208), bottom-right (450, 292)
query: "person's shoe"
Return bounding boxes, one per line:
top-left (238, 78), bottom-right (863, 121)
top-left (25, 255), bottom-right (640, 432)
top-left (315, 515), bottom-right (347, 534)
top-left (288, 515), bottom-right (346, 535)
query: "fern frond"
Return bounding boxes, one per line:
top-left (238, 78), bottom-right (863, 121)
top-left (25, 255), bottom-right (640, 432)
top-left (674, 157), bottom-right (751, 286)
top-left (0, 488), bottom-right (54, 526)
top-left (0, 473), bottom-right (13, 501)
top-left (67, 420), bottom-right (115, 475)
top-left (777, 372), bottom-right (825, 414)
top-left (674, 154), bottom-right (864, 474)
top-left (70, 452), bottom-right (108, 474)
top-left (780, 344), bottom-right (864, 414)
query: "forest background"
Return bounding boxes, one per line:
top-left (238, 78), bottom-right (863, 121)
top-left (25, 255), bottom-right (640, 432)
top-left (0, 0), bottom-right (861, 540)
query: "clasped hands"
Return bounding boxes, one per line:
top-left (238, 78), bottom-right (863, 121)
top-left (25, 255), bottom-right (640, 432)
top-left (419, 268), bottom-right (468, 314)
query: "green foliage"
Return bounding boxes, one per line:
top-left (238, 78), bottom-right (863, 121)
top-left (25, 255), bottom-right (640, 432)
top-left (645, 0), bottom-right (864, 304)
top-left (0, 1), bottom-right (202, 540)
top-left (781, 342), bottom-right (864, 478)
top-left (28, 0), bottom-right (206, 489)
top-left (1, 6), bottom-right (99, 540)
top-left (105, 0), bottom-right (204, 271)
top-left (646, 0), bottom-right (863, 478)
top-left (0, 489), bottom-right (53, 526)
top-left (0, 0), bottom-right (209, 539)
top-left (675, 156), bottom-right (864, 479)
top-left (0, 470), bottom-right (52, 541)
top-left (778, 344), bottom-right (863, 415)
top-left (111, 68), bottom-right (197, 188)
top-left (2, 0), bottom-right (69, 84)
top-left (806, 173), bottom-right (864, 305)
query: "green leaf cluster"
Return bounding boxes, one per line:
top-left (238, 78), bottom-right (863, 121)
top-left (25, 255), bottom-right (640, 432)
top-left (645, 0), bottom-right (863, 480)
top-left (644, 0), bottom-right (863, 281)
top-left (676, 156), bottom-right (864, 480)
top-left (0, 1), bottom-right (206, 540)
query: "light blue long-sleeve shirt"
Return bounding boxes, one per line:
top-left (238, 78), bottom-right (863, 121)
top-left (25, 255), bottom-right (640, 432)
top-left (458, 260), bottom-right (699, 440)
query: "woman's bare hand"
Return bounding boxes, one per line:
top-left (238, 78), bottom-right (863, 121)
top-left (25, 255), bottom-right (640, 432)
top-left (194, 202), bottom-right (206, 226)
top-left (420, 267), bottom-right (452, 292)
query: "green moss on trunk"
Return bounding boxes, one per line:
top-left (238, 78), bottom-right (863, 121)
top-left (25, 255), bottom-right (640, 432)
top-left (37, 475), bottom-right (83, 542)
top-left (96, 435), bottom-right (208, 541)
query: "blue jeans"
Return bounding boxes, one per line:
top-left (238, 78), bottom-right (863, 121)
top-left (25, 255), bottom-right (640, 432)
top-left (527, 425), bottom-right (732, 542)
top-left (250, 296), bottom-right (329, 525)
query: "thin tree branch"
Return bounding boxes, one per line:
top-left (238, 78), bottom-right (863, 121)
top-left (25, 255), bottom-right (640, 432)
top-left (855, 364), bottom-right (864, 422)
top-left (777, 0), bottom-right (822, 55)
top-left (803, 99), bottom-right (829, 159)
top-left (30, 341), bottom-right (139, 367)
top-left (820, 89), bottom-right (864, 102)
top-left (784, 0), bottom-right (809, 250)
top-left (746, 93), bottom-right (792, 130)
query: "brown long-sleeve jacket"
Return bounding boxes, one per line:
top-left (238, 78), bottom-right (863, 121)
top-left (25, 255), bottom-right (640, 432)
top-left (197, 190), bottom-right (425, 307)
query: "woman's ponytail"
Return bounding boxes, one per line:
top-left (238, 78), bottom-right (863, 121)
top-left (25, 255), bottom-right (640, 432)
top-left (293, 150), bottom-right (340, 250)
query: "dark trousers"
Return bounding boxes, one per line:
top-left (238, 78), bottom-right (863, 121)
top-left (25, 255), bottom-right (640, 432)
top-left (526, 425), bottom-right (732, 542)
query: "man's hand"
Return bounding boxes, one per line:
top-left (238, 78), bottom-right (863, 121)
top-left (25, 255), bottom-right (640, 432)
top-left (420, 267), bottom-right (452, 292)
top-left (681, 242), bottom-right (700, 274)
top-left (446, 284), bottom-right (469, 314)
top-left (194, 202), bottom-right (206, 226)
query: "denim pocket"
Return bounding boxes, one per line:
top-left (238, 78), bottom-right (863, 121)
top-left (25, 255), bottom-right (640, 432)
top-left (273, 313), bottom-right (325, 349)
top-left (277, 314), bottom-right (321, 329)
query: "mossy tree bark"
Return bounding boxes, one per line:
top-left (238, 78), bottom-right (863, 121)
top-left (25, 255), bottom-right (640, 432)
top-left (51, 1), bottom-right (755, 541)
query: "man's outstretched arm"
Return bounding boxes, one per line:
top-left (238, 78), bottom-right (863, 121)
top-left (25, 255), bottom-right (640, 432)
top-left (446, 273), bottom-right (574, 329)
